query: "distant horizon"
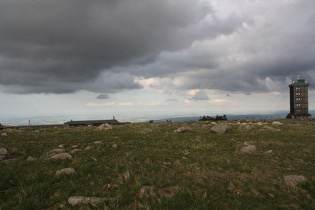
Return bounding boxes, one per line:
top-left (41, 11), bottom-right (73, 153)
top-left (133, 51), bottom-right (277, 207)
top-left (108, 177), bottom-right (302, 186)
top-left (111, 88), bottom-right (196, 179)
top-left (2, 110), bottom-right (314, 126)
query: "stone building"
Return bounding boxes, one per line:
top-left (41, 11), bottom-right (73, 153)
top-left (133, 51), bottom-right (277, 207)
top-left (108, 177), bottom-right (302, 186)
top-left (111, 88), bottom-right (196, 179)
top-left (286, 75), bottom-right (311, 120)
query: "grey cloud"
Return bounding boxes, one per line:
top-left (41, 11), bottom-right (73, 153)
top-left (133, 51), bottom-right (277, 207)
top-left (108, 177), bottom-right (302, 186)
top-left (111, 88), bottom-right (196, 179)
top-left (97, 94), bottom-right (109, 100)
top-left (0, 0), bottom-right (211, 94)
top-left (191, 90), bottom-right (209, 101)
top-left (166, 98), bottom-right (178, 102)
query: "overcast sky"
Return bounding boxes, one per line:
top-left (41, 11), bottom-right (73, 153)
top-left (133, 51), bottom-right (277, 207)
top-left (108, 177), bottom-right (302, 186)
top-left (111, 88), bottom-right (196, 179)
top-left (1, 0), bottom-right (314, 123)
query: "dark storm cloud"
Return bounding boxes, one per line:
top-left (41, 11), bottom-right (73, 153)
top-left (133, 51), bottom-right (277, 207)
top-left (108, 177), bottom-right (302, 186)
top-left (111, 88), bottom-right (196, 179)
top-left (0, 0), bottom-right (211, 94)
top-left (1, 0), bottom-right (314, 95)
top-left (128, 0), bottom-right (315, 93)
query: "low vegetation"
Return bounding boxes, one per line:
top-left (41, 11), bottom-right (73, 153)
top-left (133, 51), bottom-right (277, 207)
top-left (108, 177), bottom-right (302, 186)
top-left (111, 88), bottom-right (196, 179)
top-left (0, 120), bottom-right (314, 209)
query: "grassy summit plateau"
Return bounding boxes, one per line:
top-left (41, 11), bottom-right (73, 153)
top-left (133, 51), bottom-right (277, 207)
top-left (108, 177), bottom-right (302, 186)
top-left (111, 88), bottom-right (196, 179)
top-left (0, 120), bottom-right (314, 209)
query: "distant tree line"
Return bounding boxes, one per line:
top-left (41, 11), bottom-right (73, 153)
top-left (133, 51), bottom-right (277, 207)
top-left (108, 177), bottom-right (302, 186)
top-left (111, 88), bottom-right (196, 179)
top-left (199, 115), bottom-right (227, 121)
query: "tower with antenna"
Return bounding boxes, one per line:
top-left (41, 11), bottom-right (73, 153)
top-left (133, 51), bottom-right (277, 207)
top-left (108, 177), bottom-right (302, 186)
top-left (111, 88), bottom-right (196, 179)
top-left (286, 74), bottom-right (311, 120)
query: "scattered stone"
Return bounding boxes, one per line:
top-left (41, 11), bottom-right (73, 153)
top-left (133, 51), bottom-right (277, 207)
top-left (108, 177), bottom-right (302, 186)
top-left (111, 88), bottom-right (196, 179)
top-left (26, 156), bottom-right (37, 161)
top-left (112, 144), bottom-right (118, 149)
top-left (1, 132), bottom-right (8, 136)
top-left (49, 153), bottom-right (72, 161)
top-left (174, 127), bottom-right (193, 133)
top-left (240, 124), bottom-right (254, 131)
top-left (272, 121), bottom-right (283, 125)
top-left (0, 146), bottom-right (12, 161)
top-left (264, 150), bottom-right (272, 154)
top-left (140, 128), bottom-right (154, 134)
top-left (47, 149), bottom-right (66, 156)
top-left (71, 149), bottom-right (82, 154)
top-left (97, 123), bottom-right (112, 131)
top-left (262, 126), bottom-right (280, 132)
top-left (68, 196), bottom-right (106, 206)
top-left (284, 175), bottom-right (307, 187)
top-left (94, 140), bottom-right (103, 144)
top-left (84, 146), bottom-right (91, 151)
top-left (56, 168), bottom-right (77, 176)
top-left (211, 124), bottom-right (231, 134)
top-left (243, 141), bottom-right (251, 146)
top-left (91, 157), bottom-right (97, 162)
top-left (240, 145), bottom-right (257, 154)
top-left (58, 144), bottom-right (66, 148)
top-left (211, 122), bottom-right (217, 125)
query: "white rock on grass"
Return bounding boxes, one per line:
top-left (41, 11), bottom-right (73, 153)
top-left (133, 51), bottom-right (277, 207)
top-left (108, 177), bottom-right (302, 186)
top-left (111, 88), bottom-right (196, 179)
top-left (68, 196), bottom-right (106, 206)
top-left (26, 156), bottom-right (37, 161)
top-left (284, 175), bottom-right (307, 187)
top-left (71, 149), bottom-right (82, 154)
top-left (262, 126), bottom-right (281, 132)
top-left (174, 127), bottom-right (193, 133)
top-left (47, 149), bottom-right (66, 156)
top-left (98, 123), bottom-right (112, 131)
top-left (58, 144), bottom-right (66, 148)
top-left (1, 132), bottom-right (7, 136)
top-left (272, 121), bottom-right (283, 125)
top-left (56, 168), bottom-right (77, 176)
top-left (240, 145), bottom-right (257, 154)
top-left (49, 153), bottom-right (72, 161)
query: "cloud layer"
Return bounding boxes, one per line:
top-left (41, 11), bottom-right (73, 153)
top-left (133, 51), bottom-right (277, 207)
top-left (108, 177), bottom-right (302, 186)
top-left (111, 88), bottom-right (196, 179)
top-left (0, 0), bottom-right (314, 95)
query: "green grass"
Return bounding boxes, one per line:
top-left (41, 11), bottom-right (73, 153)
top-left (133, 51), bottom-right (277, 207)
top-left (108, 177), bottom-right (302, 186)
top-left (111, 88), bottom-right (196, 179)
top-left (0, 120), bottom-right (314, 209)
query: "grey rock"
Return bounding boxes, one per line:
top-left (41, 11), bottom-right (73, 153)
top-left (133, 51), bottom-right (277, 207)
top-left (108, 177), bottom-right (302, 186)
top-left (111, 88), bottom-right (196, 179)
top-left (174, 127), bottom-right (193, 133)
top-left (241, 124), bottom-right (254, 131)
top-left (98, 123), bottom-right (112, 131)
top-left (93, 140), bottom-right (103, 144)
top-left (68, 196), bottom-right (106, 206)
top-left (49, 153), bottom-right (72, 161)
top-left (84, 146), bottom-right (91, 151)
top-left (0, 147), bottom-right (8, 155)
top-left (112, 144), bottom-right (118, 149)
top-left (284, 175), bottom-right (307, 187)
top-left (240, 145), bottom-right (257, 154)
top-left (58, 144), bottom-right (66, 148)
top-left (264, 150), bottom-right (272, 154)
top-left (262, 126), bottom-right (280, 132)
top-left (0, 146), bottom-right (12, 161)
top-left (1, 132), bottom-right (7, 136)
top-left (56, 168), bottom-right (77, 176)
top-left (47, 149), bottom-right (66, 156)
top-left (26, 156), bottom-right (37, 161)
top-left (140, 128), bottom-right (154, 134)
top-left (71, 149), bottom-right (82, 154)
top-left (211, 124), bottom-right (231, 134)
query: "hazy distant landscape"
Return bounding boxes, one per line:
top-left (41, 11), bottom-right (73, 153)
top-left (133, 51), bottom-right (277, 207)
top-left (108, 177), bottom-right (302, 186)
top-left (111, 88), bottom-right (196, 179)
top-left (2, 110), bottom-right (315, 126)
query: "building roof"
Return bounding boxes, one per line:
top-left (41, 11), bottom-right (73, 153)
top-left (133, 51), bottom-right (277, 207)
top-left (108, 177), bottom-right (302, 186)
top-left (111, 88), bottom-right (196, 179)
top-left (289, 79), bottom-right (309, 87)
top-left (64, 119), bottom-right (120, 125)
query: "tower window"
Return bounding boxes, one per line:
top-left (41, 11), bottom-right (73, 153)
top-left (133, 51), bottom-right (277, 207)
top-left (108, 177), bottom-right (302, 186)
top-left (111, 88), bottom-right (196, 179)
top-left (296, 92), bottom-right (300, 95)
